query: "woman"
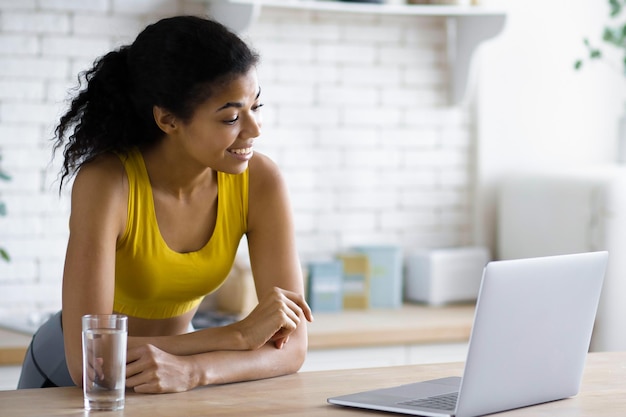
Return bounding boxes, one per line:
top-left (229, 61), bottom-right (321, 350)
top-left (18, 15), bottom-right (313, 393)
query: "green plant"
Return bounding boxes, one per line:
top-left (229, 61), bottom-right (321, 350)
top-left (575, 0), bottom-right (626, 74)
top-left (0, 152), bottom-right (10, 262)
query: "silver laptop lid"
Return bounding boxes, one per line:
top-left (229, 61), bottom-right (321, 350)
top-left (455, 251), bottom-right (607, 417)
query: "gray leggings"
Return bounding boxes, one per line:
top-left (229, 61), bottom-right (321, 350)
top-left (17, 311), bottom-right (75, 388)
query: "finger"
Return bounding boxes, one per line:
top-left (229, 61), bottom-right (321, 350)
top-left (281, 289), bottom-right (314, 322)
top-left (301, 300), bottom-right (314, 322)
top-left (86, 355), bottom-right (105, 381)
top-left (126, 346), bottom-right (146, 363)
top-left (133, 382), bottom-right (158, 394)
top-left (125, 357), bottom-right (143, 379)
top-left (126, 377), bottom-right (141, 390)
top-left (125, 359), bottom-right (154, 389)
top-left (94, 357), bottom-right (105, 382)
top-left (266, 287), bottom-right (310, 321)
top-left (125, 346), bottom-right (152, 379)
top-left (280, 300), bottom-right (302, 327)
top-left (125, 370), bottom-right (144, 389)
top-left (85, 356), bottom-right (99, 384)
top-left (273, 308), bottom-right (301, 343)
top-left (290, 293), bottom-right (313, 322)
top-left (273, 335), bottom-right (289, 349)
top-left (274, 338), bottom-right (284, 349)
top-left (277, 291), bottom-right (304, 316)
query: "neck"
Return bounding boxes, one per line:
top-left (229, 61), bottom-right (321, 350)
top-left (140, 143), bottom-right (215, 200)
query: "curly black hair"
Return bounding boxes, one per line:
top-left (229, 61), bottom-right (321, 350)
top-left (53, 15), bottom-right (260, 189)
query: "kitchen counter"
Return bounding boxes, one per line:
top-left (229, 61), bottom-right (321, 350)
top-left (1, 351), bottom-right (624, 416)
top-left (0, 304), bottom-right (475, 366)
top-left (306, 303), bottom-right (474, 349)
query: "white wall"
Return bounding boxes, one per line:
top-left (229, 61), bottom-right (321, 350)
top-left (0, 1), bottom-right (475, 318)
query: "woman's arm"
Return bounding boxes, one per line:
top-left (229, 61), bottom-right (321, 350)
top-left (127, 285), bottom-right (310, 355)
top-left (233, 152), bottom-right (311, 360)
top-left (61, 156), bottom-right (128, 386)
top-left (125, 332), bottom-right (308, 393)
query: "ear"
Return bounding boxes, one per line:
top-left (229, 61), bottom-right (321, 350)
top-left (153, 106), bottom-right (178, 134)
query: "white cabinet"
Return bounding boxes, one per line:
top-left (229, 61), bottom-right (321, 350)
top-left (302, 342), bottom-right (468, 372)
top-left (302, 345), bottom-right (408, 371)
top-left (197, 0), bottom-right (507, 104)
top-left (0, 366), bottom-right (21, 391)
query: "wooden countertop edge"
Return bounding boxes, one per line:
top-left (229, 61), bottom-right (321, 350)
top-left (0, 347), bottom-right (27, 366)
top-left (306, 304), bottom-right (475, 350)
top-left (307, 325), bottom-right (472, 349)
top-left (0, 328), bottom-right (31, 366)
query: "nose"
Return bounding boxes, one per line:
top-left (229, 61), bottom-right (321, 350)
top-left (241, 111), bottom-right (262, 139)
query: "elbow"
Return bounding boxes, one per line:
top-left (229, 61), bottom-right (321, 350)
top-left (286, 329), bottom-right (308, 373)
top-left (67, 359), bottom-right (83, 387)
top-left (292, 348), bottom-right (307, 373)
top-left (64, 345), bottom-right (83, 387)
top-left (287, 346), bottom-right (307, 374)
top-left (70, 369), bottom-right (82, 387)
top-left (296, 335), bottom-right (309, 371)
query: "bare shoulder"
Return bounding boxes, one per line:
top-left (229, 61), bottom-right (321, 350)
top-left (72, 153), bottom-right (126, 196)
top-left (248, 151), bottom-right (285, 191)
top-left (70, 153), bottom-right (128, 237)
top-left (247, 152), bottom-right (291, 231)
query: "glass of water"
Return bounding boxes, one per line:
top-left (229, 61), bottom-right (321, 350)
top-left (82, 314), bottom-right (128, 411)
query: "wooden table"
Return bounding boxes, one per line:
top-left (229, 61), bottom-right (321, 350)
top-left (2, 352), bottom-right (625, 416)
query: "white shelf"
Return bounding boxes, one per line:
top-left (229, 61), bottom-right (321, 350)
top-left (222, 0), bottom-right (505, 16)
top-left (202, 0), bottom-right (507, 104)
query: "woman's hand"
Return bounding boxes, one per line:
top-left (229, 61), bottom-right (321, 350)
top-left (126, 344), bottom-right (199, 394)
top-left (233, 286), bottom-right (313, 350)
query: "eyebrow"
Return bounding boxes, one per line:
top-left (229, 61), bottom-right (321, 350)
top-left (216, 87), bottom-right (262, 112)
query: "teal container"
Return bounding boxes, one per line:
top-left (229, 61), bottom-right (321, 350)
top-left (307, 260), bottom-right (344, 312)
top-left (353, 245), bottom-right (403, 308)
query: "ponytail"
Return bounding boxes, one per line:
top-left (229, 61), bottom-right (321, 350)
top-left (54, 46), bottom-right (144, 189)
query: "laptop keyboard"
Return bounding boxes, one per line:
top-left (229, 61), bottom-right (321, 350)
top-left (399, 392), bottom-right (458, 411)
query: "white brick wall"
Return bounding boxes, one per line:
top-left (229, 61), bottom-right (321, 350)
top-left (0, 1), bottom-right (475, 318)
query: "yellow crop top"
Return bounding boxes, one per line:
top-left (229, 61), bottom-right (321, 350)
top-left (113, 148), bottom-right (248, 319)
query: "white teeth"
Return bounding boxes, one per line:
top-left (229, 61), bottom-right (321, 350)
top-left (231, 147), bottom-right (252, 155)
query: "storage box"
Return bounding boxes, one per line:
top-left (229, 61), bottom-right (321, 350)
top-left (405, 246), bottom-right (489, 305)
top-left (353, 245), bottom-right (403, 309)
top-left (337, 252), bottom-right (370, 309)
top-left (307, 260), bottom-right (344, 312)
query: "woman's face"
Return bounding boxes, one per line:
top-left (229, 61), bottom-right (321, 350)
top-left (176, 68), bottom-right (263, 174)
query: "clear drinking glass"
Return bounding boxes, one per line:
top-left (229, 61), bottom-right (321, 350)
top-left (82, 314), bottom-right (128, 411)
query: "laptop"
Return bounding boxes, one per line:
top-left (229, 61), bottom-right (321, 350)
top-left (328, 251), bottom-right (608, 417)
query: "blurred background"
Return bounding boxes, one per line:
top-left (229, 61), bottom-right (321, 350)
top-left (0, 0), bottom-right (623, 350)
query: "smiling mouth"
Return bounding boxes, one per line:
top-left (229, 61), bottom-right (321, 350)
top-left (229, 147), bottom-right (253, 155)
